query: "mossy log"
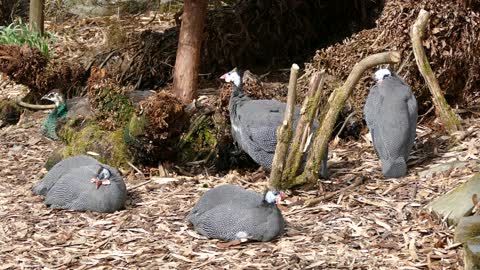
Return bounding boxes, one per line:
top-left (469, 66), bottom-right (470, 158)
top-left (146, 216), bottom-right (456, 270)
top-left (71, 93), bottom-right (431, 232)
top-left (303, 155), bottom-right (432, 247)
top-left (47, 120), bottom-right (131, 169)
top-left (455, 216), bottom-right (480, 270)
top-left (270, 64), bottom-right (299, 190)
top-left (281, 71), bottom-right (326, 186)
top-left (411, 9), bottom-right (462, 135)
top-left (428, 173), bottom-right (480, 225)
top-left (292, 51), bottom-right (401, 188)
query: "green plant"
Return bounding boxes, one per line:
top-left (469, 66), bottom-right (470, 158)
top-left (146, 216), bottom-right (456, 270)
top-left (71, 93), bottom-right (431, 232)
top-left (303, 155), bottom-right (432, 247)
top-left (0, 20), bottom-right (54, 57)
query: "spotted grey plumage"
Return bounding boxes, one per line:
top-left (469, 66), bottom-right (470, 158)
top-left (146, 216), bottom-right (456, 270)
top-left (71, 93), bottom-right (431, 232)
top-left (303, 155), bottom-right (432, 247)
top-left (188, 185), bottom-right (285, 242)
top-left (34, 155), bottom-right (127, 213)
top-left (32, 155), bottom-right (99, 196)
top-left (364, 69), bottom-right (418, 178)
top-left (222, 68), bottom-right (328, 178)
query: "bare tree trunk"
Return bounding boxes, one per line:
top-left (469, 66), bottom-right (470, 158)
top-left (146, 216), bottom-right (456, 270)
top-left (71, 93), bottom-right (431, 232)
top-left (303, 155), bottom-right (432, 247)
top-left (29, 0), bottom-right (44, 35)
top-left (411, 9), bottom-right (462, 135)
top-left (172, 0), bottom-right (208, 104)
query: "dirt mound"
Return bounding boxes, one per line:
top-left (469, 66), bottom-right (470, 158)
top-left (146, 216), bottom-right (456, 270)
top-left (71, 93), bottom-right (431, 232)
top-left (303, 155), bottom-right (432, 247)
top-left (86, 67), bottom-right (134, 130)
top-left (125, 91), bottom-right (187, 164)
top-left (305, 0), bottom-right (480, 118)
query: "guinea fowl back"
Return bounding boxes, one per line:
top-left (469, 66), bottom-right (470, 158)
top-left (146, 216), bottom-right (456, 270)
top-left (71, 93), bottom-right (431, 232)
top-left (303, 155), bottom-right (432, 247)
top-left (225, 69), bottom-right (328, 178)
top-left (187, 185), bottom-right (263, 224)
top-left (191, 196), bottom-right (285, 242)
top-left (364, 70), bottom-right (417, 178)
top-left (44, 163), bottom-right (126, 213)
top-left (33, 155), bottom-right (99, 196)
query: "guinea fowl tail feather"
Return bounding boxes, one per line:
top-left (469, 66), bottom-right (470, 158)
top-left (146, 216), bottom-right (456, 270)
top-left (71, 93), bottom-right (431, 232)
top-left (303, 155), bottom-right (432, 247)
top-left (382, 157), bottom-right (407, 178)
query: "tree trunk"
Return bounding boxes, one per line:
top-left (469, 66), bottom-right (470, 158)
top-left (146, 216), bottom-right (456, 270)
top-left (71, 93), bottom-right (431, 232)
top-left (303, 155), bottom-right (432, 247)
top-left (411, 9), bottom-right (462, 135)
top-left (172, 0), bottom-right (208, 104)
top-left (29, 0), bottom-right (44, 35)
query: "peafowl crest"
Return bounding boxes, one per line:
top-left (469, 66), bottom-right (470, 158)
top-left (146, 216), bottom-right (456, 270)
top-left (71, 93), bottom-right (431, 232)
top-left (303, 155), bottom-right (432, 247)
top-left (41, 90), bottom-right (68, 140)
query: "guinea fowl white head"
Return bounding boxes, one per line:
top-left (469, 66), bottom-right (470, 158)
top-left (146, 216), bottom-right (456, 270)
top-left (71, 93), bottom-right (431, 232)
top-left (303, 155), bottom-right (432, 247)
top-left (90, 166), bottom-right (112, 189)
top-left (374, 68), bottom-right (392, 83)
top-left (264, 190), bottom-right (286, 204)
top-left (220, 69), bottom-right (241, 87)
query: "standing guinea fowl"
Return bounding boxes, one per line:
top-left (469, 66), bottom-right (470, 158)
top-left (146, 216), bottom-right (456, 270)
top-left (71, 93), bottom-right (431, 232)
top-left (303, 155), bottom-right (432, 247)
top-left (221, 68), bottom-right (328, 178)
top-left (33, 155), bottom-right (127, 213)
top-left (188, 185), bottom-right (285, 242)
top-left (364, 69), bottom-right (418, 178)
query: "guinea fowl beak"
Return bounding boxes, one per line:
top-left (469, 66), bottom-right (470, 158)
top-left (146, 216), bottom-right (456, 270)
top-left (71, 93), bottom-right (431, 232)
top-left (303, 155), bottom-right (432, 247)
top-left (90, 178), bottom-right (111, 189)
top-left (276, 192), bottom-right (286, 204)
top-left (220, 73), bottom-right (230, 82)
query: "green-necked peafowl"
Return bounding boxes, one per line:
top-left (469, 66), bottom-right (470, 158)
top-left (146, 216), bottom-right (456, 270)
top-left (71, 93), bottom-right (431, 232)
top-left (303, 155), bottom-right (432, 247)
top-left (41, 90), bottom-right (68, 140)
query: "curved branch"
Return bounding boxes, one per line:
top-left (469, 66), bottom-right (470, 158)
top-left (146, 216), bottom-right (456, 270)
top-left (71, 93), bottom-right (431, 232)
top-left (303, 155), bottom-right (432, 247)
top-left (16, 96), bottom-right (55, 110)
top-left (410, 9), bottom-right (461, 134)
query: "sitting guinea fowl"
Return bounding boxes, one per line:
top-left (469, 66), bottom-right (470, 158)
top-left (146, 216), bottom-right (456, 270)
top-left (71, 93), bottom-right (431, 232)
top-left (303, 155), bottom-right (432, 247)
top-left (33, 155), bottom-right (126, 213)
top-left (221, 68), bottom-right (328, 178)
top-left (188, 185), bottom-right (285, 242)
top-left (364, 69), bottom-right (418, 178)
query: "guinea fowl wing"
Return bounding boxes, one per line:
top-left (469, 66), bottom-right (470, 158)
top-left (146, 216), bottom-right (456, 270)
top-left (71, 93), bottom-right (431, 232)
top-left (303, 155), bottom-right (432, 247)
top-left (193, 201), bottom-right (284, 242)
top-left (187, 185), bottom-right (263, 223)
top-left (44, 164), bottom-right (100, 209)
top-left (33, 155), bottom-right (99, 196)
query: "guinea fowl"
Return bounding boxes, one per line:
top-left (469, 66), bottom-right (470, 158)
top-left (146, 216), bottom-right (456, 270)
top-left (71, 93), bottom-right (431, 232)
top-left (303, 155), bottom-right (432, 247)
top-left (188, 184), bottom-right (285, 242)
top-left (33, 155), bottom-right (99, 196)
top-left (364, 69), bottom-right (418, 178)
top-left (33, 155), bottom-right (127, 213)
top-left (221, 68), bottom-right (328, 178)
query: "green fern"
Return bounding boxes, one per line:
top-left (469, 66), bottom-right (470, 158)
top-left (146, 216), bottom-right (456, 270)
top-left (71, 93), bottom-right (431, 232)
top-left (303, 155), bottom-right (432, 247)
top-left (0, 19), bottom-right (55, 58)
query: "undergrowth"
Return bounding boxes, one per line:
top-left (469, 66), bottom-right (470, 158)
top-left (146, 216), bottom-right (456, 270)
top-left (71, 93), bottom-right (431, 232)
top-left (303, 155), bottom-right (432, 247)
top-left (0, 20), bottom-right (54, 57)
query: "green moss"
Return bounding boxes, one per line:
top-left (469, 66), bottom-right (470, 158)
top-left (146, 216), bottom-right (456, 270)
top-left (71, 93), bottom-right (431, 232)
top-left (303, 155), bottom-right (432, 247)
top-left (92, 87), bottom-right (134, 130)
top-left (60, 121), bottom-right (130, 169)
top-left (127, 114), bottom-right (148, 137)
top-left (178, 114), bottom-right (218, 164)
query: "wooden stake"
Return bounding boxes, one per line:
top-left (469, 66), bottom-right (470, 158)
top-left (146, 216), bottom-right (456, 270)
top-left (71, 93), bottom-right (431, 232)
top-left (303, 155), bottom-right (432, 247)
top-left (411, 9), bottom-right (462, 134)
top-left (269, 64), bottom-right (299, 190)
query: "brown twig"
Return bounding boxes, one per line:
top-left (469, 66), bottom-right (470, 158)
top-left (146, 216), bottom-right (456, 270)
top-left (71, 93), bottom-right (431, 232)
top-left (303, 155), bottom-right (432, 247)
top-left (304, 177), bottom-right (364, 207)
top-left (281, 71), bottom-right (326, 186)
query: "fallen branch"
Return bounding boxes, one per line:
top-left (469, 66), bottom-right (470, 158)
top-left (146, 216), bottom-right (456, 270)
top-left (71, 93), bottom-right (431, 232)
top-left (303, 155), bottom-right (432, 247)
top-left (296, 51), bottom-right (401, 187)
top-left (411, 9), bottom-right (462, 135)
top-left (16, 95), bottom-right (55, 110)
top-left (270, 64), bottom-right (299, 190)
